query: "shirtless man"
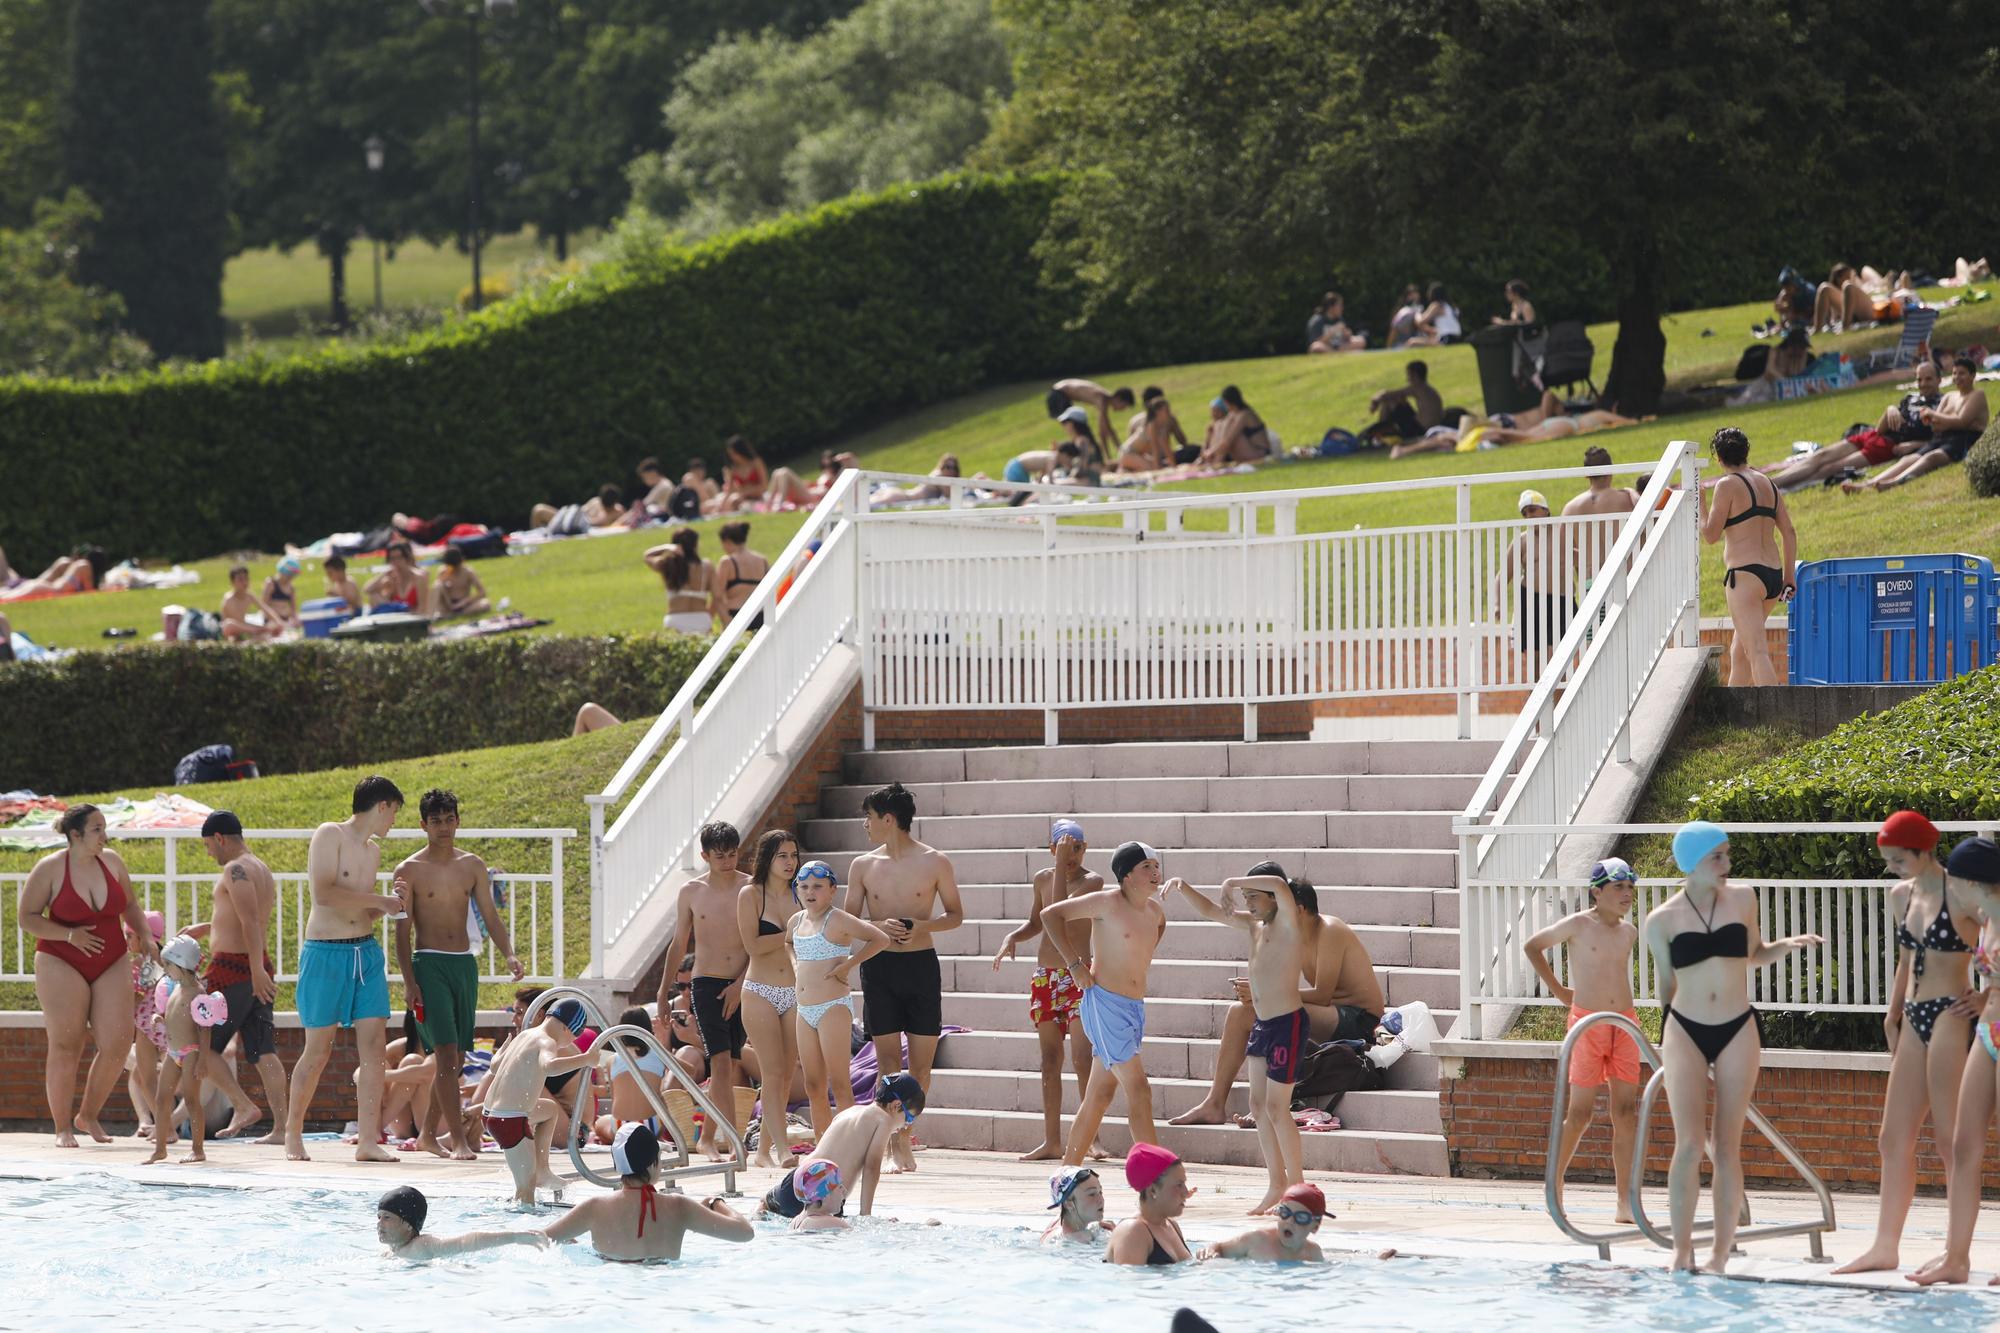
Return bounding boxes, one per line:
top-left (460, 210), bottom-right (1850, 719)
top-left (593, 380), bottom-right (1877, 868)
top-left (1563, 446), bottom-right (1641, 589)
top-left (1364, 360), bottom-right (1443, 443)
top-left (1049, 378), bottom-right (1136, 453)
top-left (1045, 841), bottom-right (1170, 1167)
top-left (284, 775), bottom-right (409, 1163)
top-left (377, 1185), bottom-right (547, 1262)
top-left (431, 549), bottom-right (491, 621)
top-left (543, 1123), bottom-right (753, 1259)
top-left (1845, 357), bottom-right (1991, 492)
top-left (759, 1073), bottom-right (923, 1221)
top-left (1177, 871), bottom-right (1311, 1213)
top-left (1496, 490), bottom-right (1573, 670)
top-left (1524, 857), bottom-right (1643, 1222)
top-left (659, 821), bottom-right (751, 1160)
top-left (1771, 361), bottom-right (1940, 489)
top-left (394, 789), bottom-right (523, 1160)
top-left (844, 783), bottom-right (965, 1172)
top-left (1170, 867), bottom-right (1383, 1128)
top-left (322, 555), bottom-right (364, 616)
top-left (220, 565), bottom-right (285, 642)
top-left (992, 819), bottom-right (1103, 1162)
top-left (482, 998), bottom-right (596, 1204)
top-left (1003, 442), bottom-right (1083, 504)
top-left (194, 811), bottom-right (289, 1143)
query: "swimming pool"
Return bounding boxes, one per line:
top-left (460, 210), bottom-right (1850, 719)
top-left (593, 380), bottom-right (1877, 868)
top-left (2, 1174), bottom-right (1990, 1332)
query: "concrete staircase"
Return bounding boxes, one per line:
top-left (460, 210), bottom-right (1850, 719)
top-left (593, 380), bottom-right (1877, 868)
top-left (805, 736), bottom-right (1498, 1176)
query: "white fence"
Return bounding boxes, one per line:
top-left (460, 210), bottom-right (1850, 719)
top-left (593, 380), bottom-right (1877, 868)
top-left (1457, 822), bottom-right (2000, 1037)
top-left (3, 827), bottom-right (575, 985)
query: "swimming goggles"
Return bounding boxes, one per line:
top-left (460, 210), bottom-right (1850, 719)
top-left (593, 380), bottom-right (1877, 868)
top-left (1272, 1204), bottom-right (1318, 1225)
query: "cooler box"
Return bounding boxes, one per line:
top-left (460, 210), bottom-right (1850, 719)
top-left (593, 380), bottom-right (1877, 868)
top-left (300, 596), bottom-right (354, 639)
top-left (330, 611), bottom-right (430, 643)
top-left (1788, 554), bottom-right (2000, 685)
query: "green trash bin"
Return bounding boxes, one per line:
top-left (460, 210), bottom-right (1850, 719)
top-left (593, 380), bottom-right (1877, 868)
top-left (1471, 325), bottom-right (1542, 416)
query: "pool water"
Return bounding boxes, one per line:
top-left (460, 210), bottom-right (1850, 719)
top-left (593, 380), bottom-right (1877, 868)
top-left (3, 1175), bottom-right (1992, 1332)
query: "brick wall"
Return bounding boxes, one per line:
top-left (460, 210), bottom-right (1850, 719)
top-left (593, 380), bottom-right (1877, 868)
top-left (0, 1018), bottom-right (512, 1131)
top-left (1700, 624), bottom-right (1789, 686)
top-left (1439, 1055), bottom-right (1969, 1192)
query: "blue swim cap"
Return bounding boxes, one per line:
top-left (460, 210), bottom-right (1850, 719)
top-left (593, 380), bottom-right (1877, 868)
top-left (1671, 821), bottom-right (1729, 875)
top-left (550, 998), bottom-right (588, 1035)
top-left (1050, 819), bottom-right (1085, 847)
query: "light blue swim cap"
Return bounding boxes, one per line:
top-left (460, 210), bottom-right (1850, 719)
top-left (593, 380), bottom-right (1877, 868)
top-left (1671, 821), bottom-right (1729, 874)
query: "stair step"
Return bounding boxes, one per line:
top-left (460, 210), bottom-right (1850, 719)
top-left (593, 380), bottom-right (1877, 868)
top-left (936, 919), bottom-right (1458, 968)
top-left (817, 773), bottom-right (1483, 818)
top-left (923, 1068), bottom-right (1444, 1133)
top-left (842, 738), bottom-right (1502, 786)
top-left (915, 1107), bottom-right (1450, 1175)
top-left (946, 883), bottom-right (1456, 928)
top-left (939, 981), bottom-right (1457, 1037)
top-left (801, 810), bottom-right (1456, 853)
top-left (933, 1030), bottom-right (1443, 1089)
top-left (811, 846), bottom-right (1456, 889)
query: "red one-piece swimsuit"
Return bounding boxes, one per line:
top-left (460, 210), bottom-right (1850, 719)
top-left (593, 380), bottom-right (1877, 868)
top-left (35, 854), bottom-right (130, 985)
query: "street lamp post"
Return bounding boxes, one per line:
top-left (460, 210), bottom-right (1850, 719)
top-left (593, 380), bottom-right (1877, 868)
top-left (420, 0), bottom-right (515, 313)
top-left (364, 135), bottom-right (385, 315)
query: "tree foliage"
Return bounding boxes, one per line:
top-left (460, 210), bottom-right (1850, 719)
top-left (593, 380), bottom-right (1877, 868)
top-left (0, 0), bottom-right (68, 228)
top-left (0, 189), bottom-right (152, 380)
top-left (629, 0), bottom-right (1011, 236)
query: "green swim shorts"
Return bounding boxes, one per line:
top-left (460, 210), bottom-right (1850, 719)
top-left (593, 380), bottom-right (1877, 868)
top-left (411, 950), bottom-right (480, 1052)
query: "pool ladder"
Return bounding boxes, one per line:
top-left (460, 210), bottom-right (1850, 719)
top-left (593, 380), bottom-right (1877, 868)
top-left (522, 986), bottom-right (748, 1197)
top-left (1544, 1011), bottom-right (1835, 1263)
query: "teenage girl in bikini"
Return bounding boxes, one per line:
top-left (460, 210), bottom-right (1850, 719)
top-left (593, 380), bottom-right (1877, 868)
top-left (788, 861), bottom-right (889, 1139)
top-left (1839, 812), bottom-right (1976, 1274)
top-left (1644, 822), bottom-right (1819, 1274)
top-left (737, 831), bottom-right (804, 1168)
top-left (1701, 427), bottom-right (1797, 687)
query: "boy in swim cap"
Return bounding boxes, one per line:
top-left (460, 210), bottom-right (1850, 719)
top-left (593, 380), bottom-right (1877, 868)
top-left (541, 1123), bottom-right (752, 1260)
top-left (1522, 856), bottom-right (1643, 1223)
top-left (1042, 842), bottom-right (1171, 1166)
top-left (376, 1185), bottom-right (548, 1261)
top-left (992, 818), bottom-right (1105, 1162)
top-left (1197, 1182), bottom-right (1399, 1263)
top-left (481, 998), bottom-right (598, 1204)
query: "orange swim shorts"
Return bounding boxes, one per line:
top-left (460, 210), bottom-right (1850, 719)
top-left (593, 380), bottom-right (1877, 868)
top-left (1566, 1007), bottom-right (1641, 1086)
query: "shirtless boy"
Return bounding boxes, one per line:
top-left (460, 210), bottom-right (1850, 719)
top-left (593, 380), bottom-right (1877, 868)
top-left (1045, 841), bottom-right (1170, 1166)
top-left (394, 789), bottom-right (523, 1159)
top-left (542, 1123), bottom-right (753, 1259)
top-left (760, 1073), bottom-right (923, 1221)
top-left (220, 565), bottom-right (285, 641)
top-left (285, 776), bottom-right (409, 1163)
top-left (195, 811), bottom-right (289, 1143)
top-left (660, 821), bottom-right (751, 1160)
top-left (377, 1185), bottom-right (547, 1261)
top-left (1523, 856), bottom-right (1643, 1222)
top-left (322, 555), bottom-right (364, 615)
top-left (1177, 870), bottom-right (1311, 1213)
top-left (1049, 379), bottom-right (1136, 452)
top-left (431, 549), bottom-right (491, 620)
top-left (845, 783), bottom-right (965, 1172)
top-left (992, 818), bottom-right (1102, 1162)
top-left (1200, 1182), bottom-right (1331, 1262)
top-left (484, 998), bottom-right (596, 1204)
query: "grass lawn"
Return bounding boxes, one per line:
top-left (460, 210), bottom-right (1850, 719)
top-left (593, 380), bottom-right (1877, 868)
top-left (0, 716), bottom-right (658, 1011)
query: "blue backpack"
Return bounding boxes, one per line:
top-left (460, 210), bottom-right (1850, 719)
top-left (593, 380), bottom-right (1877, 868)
top-left (1317, 428), bottom-right (1362, 457)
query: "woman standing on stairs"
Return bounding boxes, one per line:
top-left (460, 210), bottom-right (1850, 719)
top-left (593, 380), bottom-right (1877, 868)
top-left (739, 831), bottom-right (805, 1169)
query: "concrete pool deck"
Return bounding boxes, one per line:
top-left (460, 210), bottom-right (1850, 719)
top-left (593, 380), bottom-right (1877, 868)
top-left (4, 1131), bottom-right (2000, 1297)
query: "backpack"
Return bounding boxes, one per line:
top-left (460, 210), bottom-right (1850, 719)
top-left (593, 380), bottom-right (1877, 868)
top-left (667, 485), bottom-right (703, 521)
top-left (1734, 344), bottom-right (1770, 381)
top-left (1316, 428), bottom-right (1362, 458)
top-left (174, 744), bottom-right (258, 786)
top-left (448, 528), bottom-right (507, 560)
top-left (1288, 1038), bottom-right (1385, 1110)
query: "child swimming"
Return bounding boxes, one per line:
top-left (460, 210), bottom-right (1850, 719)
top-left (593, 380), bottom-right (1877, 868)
top-left (376, 1185), bottom-right (548, 1262)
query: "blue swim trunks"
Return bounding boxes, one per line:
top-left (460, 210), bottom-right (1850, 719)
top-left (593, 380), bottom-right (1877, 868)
top-left (1003, 457), bottom-right (1032, 485)
top-left (1080, 986), bottom-right (1146, 1068)
top-left (296, 935), bottom-right (392, 1029)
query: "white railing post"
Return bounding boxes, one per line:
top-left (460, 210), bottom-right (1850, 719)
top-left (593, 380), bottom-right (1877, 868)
top-left (1612, 562), bottom-right (1633, 765)
top-left (551, 832), bottom-right (567, 980)
top-left (1455, 481), bottom-right (1475, 739)
top-left (1677, 443), bottom-right (1703, 648)
top-left (1459, 830), bottom-right (1481, 1038)
top-left (163, 835), bottom-right (180, 937)
top-left (1041, 512), bottom-right (1058, 747)
top-left (1239, 501), bottom-right (1254, 742)
top-left (586, 796), bottom-right (607, 980)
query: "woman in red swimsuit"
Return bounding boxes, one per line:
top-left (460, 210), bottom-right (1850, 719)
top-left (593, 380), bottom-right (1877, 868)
top-left (19, 804), bottom-right (159, 1147)
top-left (703, 435), bottom-right (769, 515)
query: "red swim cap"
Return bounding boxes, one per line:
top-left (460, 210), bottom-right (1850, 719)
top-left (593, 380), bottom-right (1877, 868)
top-left (1878, 810), bottom-right (1939, 852)
top-left (1279, 1181), bottom-right (1328, 1218)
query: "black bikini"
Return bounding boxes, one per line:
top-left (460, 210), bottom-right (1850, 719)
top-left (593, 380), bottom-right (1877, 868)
top-left (1720, 473), bottom-right (1786, 600)
top-left (1665, 907), bottom-right (1759, 1065)
top-left (1899, 888), bottom-right (1972, 1045)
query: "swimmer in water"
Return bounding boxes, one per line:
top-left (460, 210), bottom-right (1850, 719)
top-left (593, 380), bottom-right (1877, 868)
top-left (789, 1159), bottom-right (849, 1232)
top-left (760, 1074), bottom-right (922, 1221)
top-left (1105, 1143), bottom-right (1192, 1266)
top-left (376, 1186), bottom-right (548, 1261)
top-left (541, 1123), bottom-right (753, 1261)
top-left (1197, 1182), bottom-right (1395, 1262)
top-left (1041, 1165), bottom-right (1117, 1244)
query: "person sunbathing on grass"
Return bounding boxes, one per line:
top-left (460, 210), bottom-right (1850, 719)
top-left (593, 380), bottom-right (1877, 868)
top-left (1843, 357), bottom-right (1989, 493)
top-left (0, 547), bottom-right (105, 602)
top-left (1769, 361), bottom-right (1941, 489)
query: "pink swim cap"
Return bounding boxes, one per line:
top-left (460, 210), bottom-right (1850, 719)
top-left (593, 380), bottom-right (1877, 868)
top-left (144, 911), bottom-right (165, 941)
top-left (1124, 1142), bottom-right (1180, 1195)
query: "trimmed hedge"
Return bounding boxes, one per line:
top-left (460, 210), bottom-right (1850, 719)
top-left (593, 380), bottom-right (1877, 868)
top-left (0, 173), bottom-right (1280, 567)
top-left (1967, 416), bottom-right (2000, 498)
top-left (0, 634), bottom-right (713, 796)
top-left (1690, 665), bottom-right (2000, 877)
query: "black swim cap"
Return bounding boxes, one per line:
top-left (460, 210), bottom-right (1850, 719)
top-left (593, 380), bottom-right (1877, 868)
top-left (1947, 836), bottom-right (2000, 886)
top-left (378, 1185), bottom-right (426, 1235)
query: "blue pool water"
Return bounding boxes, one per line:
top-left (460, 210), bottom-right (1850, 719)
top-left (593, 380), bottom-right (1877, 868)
top-left (2, 1174), bottom-right (1992, 1332)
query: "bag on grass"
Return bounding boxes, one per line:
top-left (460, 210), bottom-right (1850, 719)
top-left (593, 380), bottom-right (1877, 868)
top-left (1316, 428), bottom-right (1362, 458)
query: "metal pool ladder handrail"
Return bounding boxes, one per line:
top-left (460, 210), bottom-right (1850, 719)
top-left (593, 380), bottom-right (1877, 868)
top-left (1545, 1011), bottom-right (1836, 1262)
top-left (521, 987), bottom-right (748, 1196)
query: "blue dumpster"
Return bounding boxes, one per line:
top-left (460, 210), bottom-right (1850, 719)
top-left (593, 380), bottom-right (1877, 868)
top-left (1788, 554), bottom-right (2000, 685)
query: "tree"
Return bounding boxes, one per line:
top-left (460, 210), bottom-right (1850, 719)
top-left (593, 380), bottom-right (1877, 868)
top-left (62, 0), bottom-right (229, 360)
top-left (0, 189), bottom-right (153, 379)
top-left (0, 0), bottom-right (69, 229)
top-left (628, 0), bottom-right (1011, 236)
top-left (986, 0), bottom-right (2000, 415)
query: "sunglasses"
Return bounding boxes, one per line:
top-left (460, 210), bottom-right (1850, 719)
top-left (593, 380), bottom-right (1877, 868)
top-left (1273, 1204), bottom-right (1319, 1226)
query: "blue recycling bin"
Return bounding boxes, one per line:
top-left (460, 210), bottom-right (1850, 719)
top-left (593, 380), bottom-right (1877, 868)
top-left (1787, 554), bottom-right (2000, 685)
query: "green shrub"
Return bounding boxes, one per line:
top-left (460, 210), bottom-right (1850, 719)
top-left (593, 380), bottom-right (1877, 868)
top-left (1689, 665), bottom-right (2000, 877)
top-left (0, 173), bottom-right (1279, 566)
top-left (1966, 416), bottom-right (2000, 498)
top-left (0, 633), bottom-right (715, 795)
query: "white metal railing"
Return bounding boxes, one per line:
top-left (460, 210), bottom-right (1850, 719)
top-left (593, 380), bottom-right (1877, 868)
top-left (3, 827), bottom-right (574, 985)
top-left (1455, 821), bottom-right (2000, 1037)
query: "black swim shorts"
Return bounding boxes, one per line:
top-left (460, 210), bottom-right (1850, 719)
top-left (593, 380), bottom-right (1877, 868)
top-left (859, 948), bottom-right (943, 1038)
top-left (205, 980), bottom-right (277, 1063)
top-left (690, 975), bottom-right (747, 1060)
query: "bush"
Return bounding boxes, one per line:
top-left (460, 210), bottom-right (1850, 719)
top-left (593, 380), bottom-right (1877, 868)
top-left (1689, 665), bottom-right (2000, 878)
top-left (1965, 416), bottom-right (2000, 498)
top-left (0, 633), bottom-right (715, 795)
top-left (0, 173), bottom-right (1280, 566)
